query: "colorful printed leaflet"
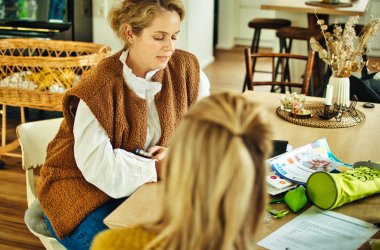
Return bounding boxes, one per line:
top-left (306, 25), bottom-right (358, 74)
top-left (268, 138), bottom-right (352, 184)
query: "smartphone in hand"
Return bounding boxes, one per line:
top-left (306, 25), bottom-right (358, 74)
top-left (134, 148), bottom-right (153, 159)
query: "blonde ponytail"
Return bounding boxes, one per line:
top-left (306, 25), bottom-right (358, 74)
top-left (145, 91), bottom-right (273, 250)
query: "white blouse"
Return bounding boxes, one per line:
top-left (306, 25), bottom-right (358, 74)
top-left (73, 50), bottom-right (210, 198)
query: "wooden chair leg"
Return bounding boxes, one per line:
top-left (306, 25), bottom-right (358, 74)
top-left (20, 107), bottom-right (26, 124)
top-left (242, 75), bottom-right (249, 92)
top-left (0, 105), bottom-right (6, 168)
top-left (1, 104), bottom-right (5, 148)
top-left (0, 105), bottom-right (24, 162)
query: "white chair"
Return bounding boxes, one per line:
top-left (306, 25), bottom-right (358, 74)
top-left (16, 118), bottom-right (66, 250)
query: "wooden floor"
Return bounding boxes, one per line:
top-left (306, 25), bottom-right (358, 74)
top-left (0, 119), bottom-right (44, 250)
top-left (204, 46), bottom-right (273, 94)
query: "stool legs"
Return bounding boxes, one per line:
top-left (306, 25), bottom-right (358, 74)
top-left (275, 37), bottom-right (292, 93)
top-left (243, 28), bottom-right (262, 92)
top-left (251, 28), bottom-right (261, 53)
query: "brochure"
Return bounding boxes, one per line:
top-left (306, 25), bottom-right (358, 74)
top-left (267, 138), bottom-right (352, 185)
top-left (266, 171), bottom-right (297, 196)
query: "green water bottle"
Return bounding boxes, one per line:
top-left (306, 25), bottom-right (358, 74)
top-left (18, 0), bottom-right (27, 18)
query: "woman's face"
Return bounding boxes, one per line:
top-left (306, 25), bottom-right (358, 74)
top-left (127, 10), bottom-right (181, 78)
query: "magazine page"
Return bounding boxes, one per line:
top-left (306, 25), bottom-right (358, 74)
top-left (268, 138), bottom-right (352, 184)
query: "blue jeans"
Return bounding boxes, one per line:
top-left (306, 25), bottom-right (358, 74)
top-left (44, 198), bottom-right (126, 250)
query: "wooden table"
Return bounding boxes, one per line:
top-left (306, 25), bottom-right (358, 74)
top-left (261, 0), bottom-right (370, 16)
top-left (104, 92), bottom-right (380, 249)
top-left (261, 0), bottom-right (370, 29)
top-left (246, 92), bottom-right (380, 164)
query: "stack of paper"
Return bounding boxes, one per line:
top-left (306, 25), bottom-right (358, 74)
top-left (258, 206), bottom-right (378, 250)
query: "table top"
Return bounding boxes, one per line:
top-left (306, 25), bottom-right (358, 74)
top-left (245, 92), bottom-right (380, 164)
top-left (261, 0), bottom-right (370, 16)
top-left (104, 92), bottom-right (380, 249)
top-left (104, 182), bottom-right (162, 229)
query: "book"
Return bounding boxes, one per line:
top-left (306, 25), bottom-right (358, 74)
top-left (267, 138), bottom-right (352, 185)
top-left (266, 171), bottom-right (297, 195)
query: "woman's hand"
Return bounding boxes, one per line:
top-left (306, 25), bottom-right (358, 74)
top-left (147, 146), bottom-right (168, 179)
top-left (147, 145), bottom-right (167, 161)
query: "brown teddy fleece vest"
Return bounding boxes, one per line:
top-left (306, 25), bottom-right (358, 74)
top-left (36, 49), bottom-right (200, 239)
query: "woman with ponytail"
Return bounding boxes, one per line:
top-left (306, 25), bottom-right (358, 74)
top-left (92, 91), bottom-right (273, 250)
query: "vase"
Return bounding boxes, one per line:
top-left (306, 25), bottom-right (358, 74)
top-left (328, 76), bottom-right (350, 109)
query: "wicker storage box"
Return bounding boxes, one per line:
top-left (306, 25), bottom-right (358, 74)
top-left (0, 38), bottom-right (111, 111)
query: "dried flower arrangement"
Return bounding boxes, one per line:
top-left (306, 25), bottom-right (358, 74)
top-left (310, 15), bottom-right (380, 78)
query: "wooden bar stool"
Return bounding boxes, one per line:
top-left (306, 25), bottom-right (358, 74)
top-left (276, 27), bottom-right (322, 95)
top-left (242, 18), bottom-right (291, 92)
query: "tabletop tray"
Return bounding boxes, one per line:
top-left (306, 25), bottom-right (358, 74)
top-left (276, 101), bottom-right (365, 128)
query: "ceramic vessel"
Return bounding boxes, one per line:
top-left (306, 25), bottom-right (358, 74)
top-left (328, 76), bottom-right (350, 109)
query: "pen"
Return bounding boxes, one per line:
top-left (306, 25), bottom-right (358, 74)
top-left (270, 198), bottom-right (285, 204)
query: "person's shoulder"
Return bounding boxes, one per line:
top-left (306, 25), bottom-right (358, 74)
top-left (169, 49), bottom-right (200, 71)
top-left (91, 226), bottom-right (158, 250)
top-left (173, 49), bottom-right (196, 59)
top-left (67, 51), bottom-right (123, 96)
top-left (86, 51), bottom-right (122, 79)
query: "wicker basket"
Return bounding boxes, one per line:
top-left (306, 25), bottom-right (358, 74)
top-left (0, 38), bottom-right (111, 111)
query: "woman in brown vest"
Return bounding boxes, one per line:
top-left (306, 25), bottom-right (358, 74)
top-left (91, 91), bottom-right (273, 250)
top-left (36, 0), bottom-right (210, 249)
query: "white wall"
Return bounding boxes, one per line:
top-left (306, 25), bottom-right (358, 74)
top-left (218, 0), bottom-right (276, 49)
top-left (218, 0), bottom-right (380, 56)
top-left (217, 0), bottom-right (237, 49)
top-left (92, 0), bottom-right (215, 68)
top-left (184, 0), bottom-right (215, 68)
top-left (92, 0), bottom-right (123, 52)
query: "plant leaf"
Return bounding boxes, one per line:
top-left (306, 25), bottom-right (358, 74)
top-left (310, 38), bottom-right (321, 52)
top-left (317, 19), bottom-right (325, 25)
top-left (319, 49), bottom-right (328, 59)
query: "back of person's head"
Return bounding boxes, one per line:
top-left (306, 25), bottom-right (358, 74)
top-left (146, 91), bottom-right (273, 250)
top-left (108, 0), bottom-right (185, 46)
